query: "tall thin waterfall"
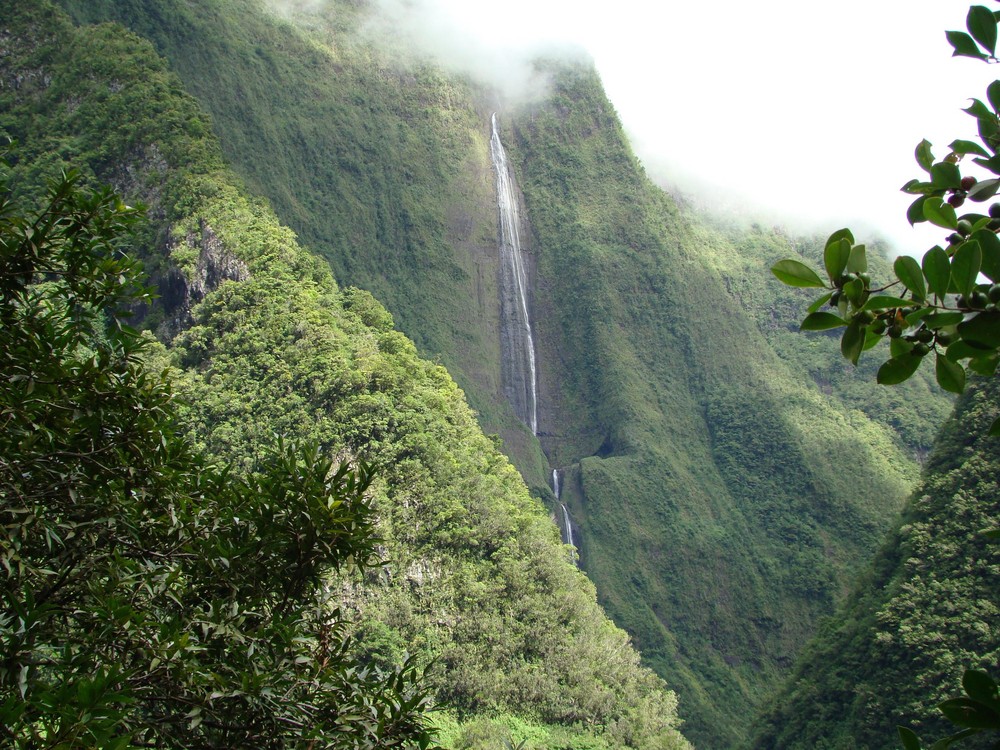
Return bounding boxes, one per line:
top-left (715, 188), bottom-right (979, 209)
top-left (490, 113), bottom-right (538, 435)
top-left (552, 469), bottom-right (577, 565)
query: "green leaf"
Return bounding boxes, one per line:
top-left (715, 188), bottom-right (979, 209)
top-left (898, 726), bottom-right (922, 750)
top-left (968, 5), bottom-right (998, 56)
top-left (841, 320), bottom-right (865, 365)
top-left (824, 237), bottom-right (851, 281)
top-left (922, 197), bottom-right (958, 229)
top-left (989, 82), bottom-right (1000, 120)
top-left (949, 138), bottom-right (990, 157)
top-left (991, 416), bottom-right (1000, 436)
top-left (947, 30), bottom-right (989, 60)
top-left (908, 196), bottom-right (928, 226)
top-left (973, 229), bottom-right (1000, 281)
top-left (938, 697), bottom-right (1000, 729)
top-left (905, 306), bottom-right (934, 326)
top-left (891, 337), bottom-right (915, 358)
top-left (894, 255), bottom-right (928, 302)
top-left (970, 164), bottom-right (1000, 184)
top-left (923, 245), bottom-right (952, 298)
top-left (771, 259), bottom-right (826, 288)
top-left (801, 312), bottom-right (847, 331)
top-left (952, 241), bottom-right (983, 297)
top-left (862, 295), bottom-right (912, 311)
top-left (915, 139), bottom-right (935, 173)
top-left (963, 671), bottom-right (999, 706)
top-left (807, 292), bottom-right (833, 314)
top-left (959, 310), bottom-right (1000, 348)
top-left (935, 352), bottom-right (967, 393)
top-left (969, 353), bottom-right (999, 376)
top-left (947, 338), bottom-right (994, 362)
top-left (843, 277), bottom-right (866, 306)
top-left (931, 162), bottom-right (962, 189)
top-left (847, 244), bottom-right (868, 273)
top-left (878, 353), bottom-right (923, 384)
top-left (863, 327), bottom-right (882, 351)
top-left (826, 227), bottom-right (856, 246)
top-left (922, 312), bottom-right (965, 328)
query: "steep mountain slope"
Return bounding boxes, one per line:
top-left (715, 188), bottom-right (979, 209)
top-left (39, 1), bottom-right (957, 746)
top-left (0, 4), bottom-right (690, 748)
top-left (750, 377), bottom-right (1000, 750)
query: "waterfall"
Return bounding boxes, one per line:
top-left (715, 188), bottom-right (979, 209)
top-left (490, 112), bottom-right (538, 435)
top-left (552, 469), bottom-right (577, 566)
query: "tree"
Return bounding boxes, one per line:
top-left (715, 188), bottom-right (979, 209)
top-left (0, 164), bottom-right (438, 748)
top-left (771, 6), bottom-right (1000, 748)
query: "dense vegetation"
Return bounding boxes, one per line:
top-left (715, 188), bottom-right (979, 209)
top-left (32, 1), bottom-right (959, 745)
top-left (749, 376), bottom-right (1000, 749)
top-left (0, 167), bottom-right (437, 748)
top-left (0, 3), bottom-right (690, 748)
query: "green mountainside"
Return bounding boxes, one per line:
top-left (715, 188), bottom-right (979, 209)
top-left (7, 1), bottom-right (959, 747)
top-left (0, 4), bottom-right (689, 748)
top-left (750, 376), bottom-right (1000, 749)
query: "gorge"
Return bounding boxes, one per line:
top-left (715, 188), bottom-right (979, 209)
top-left (5, 1), bottom-right (993, 748)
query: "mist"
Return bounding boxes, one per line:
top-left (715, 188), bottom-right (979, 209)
top-left (263, 0), bottom-right (996, 256)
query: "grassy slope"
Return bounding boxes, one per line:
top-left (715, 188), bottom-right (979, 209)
top-left (45, 2), bottom-right (955, 746)
top-left (0, 4), bottom-right (690, 748)
top-left (749, 377), bottom-right (1000, 750)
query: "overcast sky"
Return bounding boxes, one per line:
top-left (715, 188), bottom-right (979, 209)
top-left (363, 0), bottom-right (999, 255)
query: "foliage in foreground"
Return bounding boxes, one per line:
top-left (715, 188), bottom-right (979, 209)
top-left (766, 6), bottom-right (1000, 749)
top-left (0, 167), bottom-right (437, 747)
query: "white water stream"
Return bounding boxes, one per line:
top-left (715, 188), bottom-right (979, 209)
top-left (490, 113), bottom-right (538, 435)
top-left (552, 469), bottom-right (577, 565)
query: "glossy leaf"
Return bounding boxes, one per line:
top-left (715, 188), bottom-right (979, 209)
top-left (935, 353), bottom-right (967, 394)
top-left (990, 416), bottom-right (1000, 436)
top-left (922, 312), bottom-right (965, 328)
top-left (826, 227), bottom-right (856, 246)
top-left (843, 277), bottom-right (866, 306)
top-left (938, 697), bottom-right (1000, 729)
top-left (894, 255), bottom-right (926, 301)
top-left (990, 80), bottom-right (1000, 114)
top-left (949, 138), bottom-right (990, 157)
top-left (923, 245), bottom-right (952, 298)
top-left (969, 353), bottom-right (999, 376)
top-left (807, 292), bottom-right (833, 314)
top-left (862, 295), bottom-right (912, 311)
top-left (923, 197), bottom-right (959, 229)
top-left (963, 671), bottom-right (999, 706)
top-left (824, 237), bottom-right (851, 281)
top-left (952, 241), bottom-right (982, 297)
top-left (891, 337), bottom-right (915, 358)
top-left (931, 162), bottom-right (961, 189)
top-left (847, 244), bottom-right (868, 273)
top-left (898, 726), bottom-right (922, 750)
top-left (908, 196), bottom-right (928, 225)
top-left (968, 5), bottom-right (998, 56)
top-left (801, 312), bottom-right (847, 331)
top-left (915, 139), bottom-right (935, 173)
top-left (772, 259), bottom-right (826, 288)
top-left (969, 177), bottom-right (1000, 203)
top-left (947, 30), bottom-right (988, 60)
top-left (959, 310), bottom-right (1000, 348)
top-left (841, 320), bottom-right (865, 365)
top-left (878, 353), bottom-right (923, 384)
top-left (947, 339), bottom-right (994, 362)
top-left (973, 229), bottom-right (1000, 281)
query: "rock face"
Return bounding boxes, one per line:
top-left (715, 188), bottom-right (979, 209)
top-left (159, 220), bottom-right (250, 334)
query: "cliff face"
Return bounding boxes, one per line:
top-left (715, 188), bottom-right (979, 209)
top-left (0, 4), bottom-right (691, 749)
top-left (38, 1), bottom-right (957, 747)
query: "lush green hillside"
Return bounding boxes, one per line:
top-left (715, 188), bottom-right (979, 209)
top-left (0, 4), bottom-right (690, 748)
top-left (36, 1), bottom-right (959, 746)
top-left (749, 376), bottom-right (1000, 750)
